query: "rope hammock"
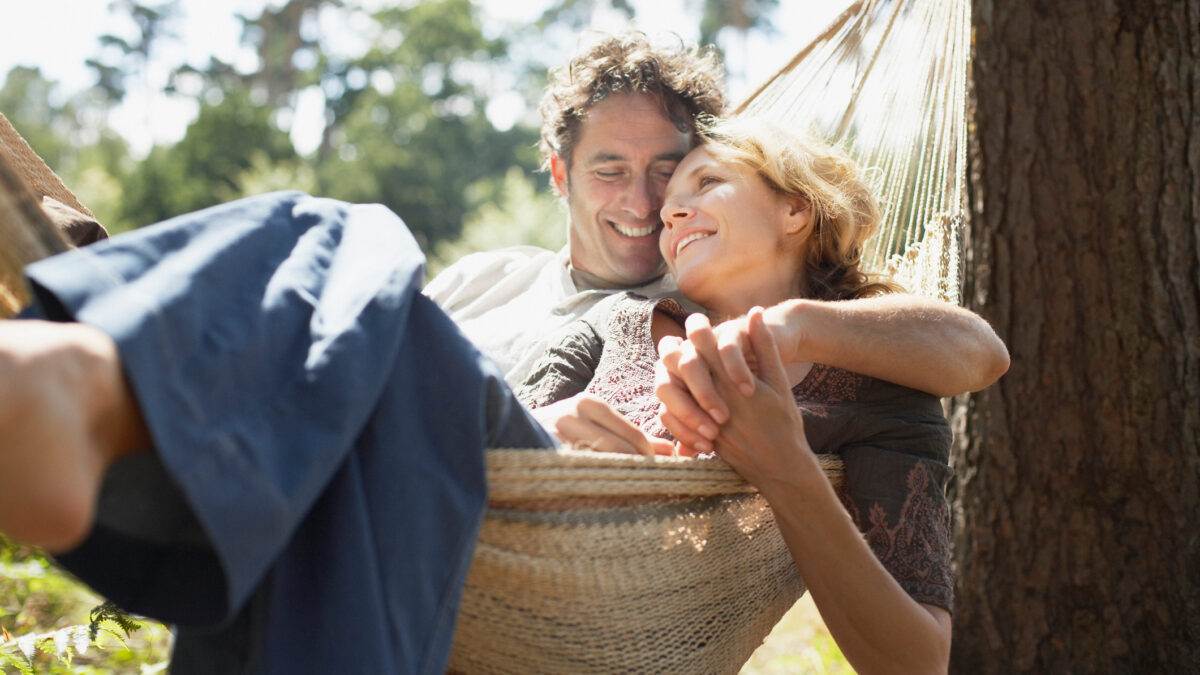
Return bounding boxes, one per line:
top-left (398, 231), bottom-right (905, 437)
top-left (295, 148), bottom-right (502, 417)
top-left (452, 1), bottom-right (971, 671)
top-left (0, 1), bottom-right (970, 671)
top-left (0, 113), bottom-right (71, 316)
top-left (737, 0), bottom-right (970, 304)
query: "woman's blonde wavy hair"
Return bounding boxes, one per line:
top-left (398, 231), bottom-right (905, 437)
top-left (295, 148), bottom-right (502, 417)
top-left (698, 116), bottom-right (901, 301)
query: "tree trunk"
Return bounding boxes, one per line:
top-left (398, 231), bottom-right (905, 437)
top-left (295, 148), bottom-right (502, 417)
top-left (952, 0), bottom-right (1200, 671)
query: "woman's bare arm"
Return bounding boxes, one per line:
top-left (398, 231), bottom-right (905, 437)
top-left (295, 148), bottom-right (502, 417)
top-left (669, 309), bottom-right (952, 674)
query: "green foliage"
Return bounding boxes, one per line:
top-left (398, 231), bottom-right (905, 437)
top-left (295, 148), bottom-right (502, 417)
top-left (0, 537), bottom-right (171, 674)
top-left (68, 138), bottom-right (138, 235)
top-left (87, 602), bottom-right (142, 644)
top-left (694, 0), bottom-right (780, 46)
top-left (87, 0), bottom-right (182, 105)
top-left (534, 0), bottom-right (635, 31)
top-left (429, 167), bottom-right (566, 276)
top-left (236, 0), bottom-right (334, 106)
top-left (315, 0), bottom-right (541, 249)
top-left (120, 86), bottom-right (299, 225)
top-left (740, 595), bottom-right (852, 674)
top-left (0, 67), bottom-right (140, 234)
top-left (320, 83), bottom-right (540, 248)
top-left (0, 67), bottom-right (81, 174)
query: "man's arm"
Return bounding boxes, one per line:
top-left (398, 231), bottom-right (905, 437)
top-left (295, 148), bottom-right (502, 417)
top-left (768, 294), bottom-right (1009, 397)
top-left (654, 295), bottom-right (1009, 453)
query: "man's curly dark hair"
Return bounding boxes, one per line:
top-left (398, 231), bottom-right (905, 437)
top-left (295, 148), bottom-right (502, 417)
top-left (538, 30), bottom-right (726, 170)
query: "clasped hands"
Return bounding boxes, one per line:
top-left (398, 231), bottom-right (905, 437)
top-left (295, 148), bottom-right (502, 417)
top-left (534, 307), bottom-right (811, 472)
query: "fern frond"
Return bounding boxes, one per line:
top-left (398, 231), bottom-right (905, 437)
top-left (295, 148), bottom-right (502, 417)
top-left (88, 600), bottom-right (143, 642)
top-left (0, 648), bottom-right (35, 675)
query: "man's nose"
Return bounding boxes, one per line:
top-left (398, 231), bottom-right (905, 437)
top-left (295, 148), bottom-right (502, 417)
top-left (621, 174), bottom-right (655, 220)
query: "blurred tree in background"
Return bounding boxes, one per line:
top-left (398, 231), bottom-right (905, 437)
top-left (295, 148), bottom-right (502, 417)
top-left (316, 0), bottom-right (542, 247)
top-left (694, 0), bottom-right (779, 51)
top-left (1, 0), bottom-right (782, 252)
top-left (13, 0), bottom-right (558, 250)
top-left (121, 86), bottom-right (300, 224)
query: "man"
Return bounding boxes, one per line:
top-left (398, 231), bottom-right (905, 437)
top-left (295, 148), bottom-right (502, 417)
top-left (427, 31), bottom-right (1007, 454)
top-left (425, 32), bottom-right (725, 388)
top-left (0, 31), bottom-right (1005, 674)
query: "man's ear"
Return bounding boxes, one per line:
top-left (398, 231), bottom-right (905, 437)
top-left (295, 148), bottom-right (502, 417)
top-left (550, 154), bottom-right (569, 196)
top-left (785, 195), bottom-right (811, 234)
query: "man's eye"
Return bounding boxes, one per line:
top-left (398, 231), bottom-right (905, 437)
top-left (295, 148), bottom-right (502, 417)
top-left (596, 170), bottom-right (623, 179)
top-left (653, 163), bottom-right (679, 180)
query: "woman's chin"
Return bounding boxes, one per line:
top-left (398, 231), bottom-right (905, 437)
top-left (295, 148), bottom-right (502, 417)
top-left (674, 273), bottom-right (713, 308)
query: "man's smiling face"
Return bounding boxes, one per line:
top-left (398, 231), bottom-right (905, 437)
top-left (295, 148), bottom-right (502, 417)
top-left (551, 92), bottom-right (693, 287)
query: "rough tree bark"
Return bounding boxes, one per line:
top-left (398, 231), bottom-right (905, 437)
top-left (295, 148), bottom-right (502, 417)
top-left (952, 0), bottom-right (1200, 672)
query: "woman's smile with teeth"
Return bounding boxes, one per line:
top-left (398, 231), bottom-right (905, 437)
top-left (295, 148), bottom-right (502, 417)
top-left (611, 222), bottom-right (659, 237)
top-left (675, 231), bottom-right (712, 257)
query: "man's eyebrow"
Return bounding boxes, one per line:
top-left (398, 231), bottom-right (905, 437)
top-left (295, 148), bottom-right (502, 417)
top-left (584, 152), bottom-right (626, 164)
top-left (583, 151), bottom-right (686, 165)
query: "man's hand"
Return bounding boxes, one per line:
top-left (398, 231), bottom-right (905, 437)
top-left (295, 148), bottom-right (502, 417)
top-left (530, 392), bottom-right (675, 457)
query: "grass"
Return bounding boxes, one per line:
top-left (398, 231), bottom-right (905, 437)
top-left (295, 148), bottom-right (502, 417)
top-left (742, 593), bottom-right (855, 674)
top-left (0, 541), bottom-right (172, 674)
top-left (2, 538), bottom-right (850, 673)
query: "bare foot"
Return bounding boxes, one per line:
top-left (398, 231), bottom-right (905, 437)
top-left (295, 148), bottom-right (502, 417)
top-left (0, 320), bottom-right (148, 552)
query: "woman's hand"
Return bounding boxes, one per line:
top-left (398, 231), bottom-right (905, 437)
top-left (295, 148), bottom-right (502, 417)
top-left (654, 308), bottom-right (797, 455)
top-left (702, 308), bottom-right (823, 489)
top-left (681, 309), bottom-right (954, 674)
top-left (530, 392), bottom-right (675, 457)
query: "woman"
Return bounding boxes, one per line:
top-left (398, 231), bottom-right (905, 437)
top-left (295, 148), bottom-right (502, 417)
top-left (518, 116), bottom-right (955, 673)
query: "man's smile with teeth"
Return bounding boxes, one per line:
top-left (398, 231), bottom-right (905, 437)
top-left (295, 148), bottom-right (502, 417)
top-left (611, 221), bottom-right (660, 238)
top-left (675, 231), bottom-right (712, 257)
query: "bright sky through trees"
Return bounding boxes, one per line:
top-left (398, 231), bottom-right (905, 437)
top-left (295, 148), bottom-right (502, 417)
top-left (0, 0), bottom-right (846, 156)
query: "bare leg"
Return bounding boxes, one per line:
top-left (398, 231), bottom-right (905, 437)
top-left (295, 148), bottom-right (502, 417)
top-left (0, 320), bottom-right (149, 552)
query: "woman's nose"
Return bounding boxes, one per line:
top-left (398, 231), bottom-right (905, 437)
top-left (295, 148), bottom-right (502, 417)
top-left (660, 202), bottom-right (694, 228)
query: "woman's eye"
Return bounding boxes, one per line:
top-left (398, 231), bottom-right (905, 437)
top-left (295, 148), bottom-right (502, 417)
top-left (698, 175), bottom-right (721, 188)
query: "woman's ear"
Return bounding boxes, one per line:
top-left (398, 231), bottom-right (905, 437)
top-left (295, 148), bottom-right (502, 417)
top-left (784, 195), bottom-right (811, 234)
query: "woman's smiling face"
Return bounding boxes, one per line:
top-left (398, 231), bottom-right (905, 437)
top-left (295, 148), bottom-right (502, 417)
top-left (659, 146), bottom-right (810, 319)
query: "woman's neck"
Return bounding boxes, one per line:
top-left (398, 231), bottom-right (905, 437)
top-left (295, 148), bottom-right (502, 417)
top-left (703, 277), bottom-right (807, 323)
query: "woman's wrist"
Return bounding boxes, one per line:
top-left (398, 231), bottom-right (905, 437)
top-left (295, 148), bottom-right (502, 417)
top-left (733, 431), bottom-right (829, 505)
top-left (759, 453), bottom-right (831, 502)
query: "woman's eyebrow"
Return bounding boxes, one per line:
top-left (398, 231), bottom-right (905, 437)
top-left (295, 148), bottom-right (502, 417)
top-left (673, 162), bottom-right (708, 184)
